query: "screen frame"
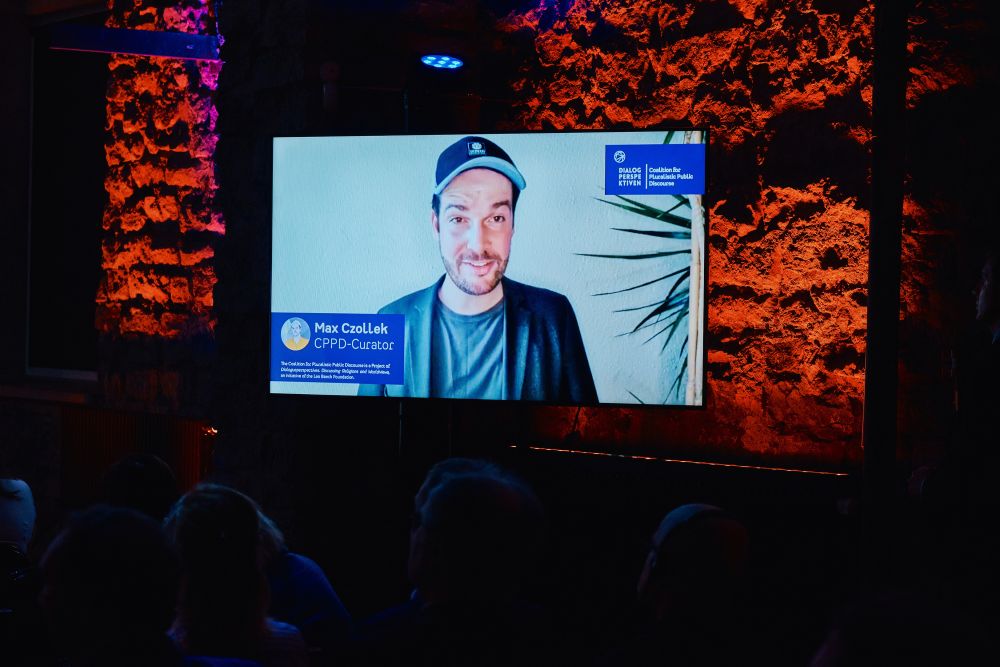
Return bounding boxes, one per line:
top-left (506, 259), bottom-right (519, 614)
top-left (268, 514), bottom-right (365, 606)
top-left (267, 125), bottom-right (711, 412)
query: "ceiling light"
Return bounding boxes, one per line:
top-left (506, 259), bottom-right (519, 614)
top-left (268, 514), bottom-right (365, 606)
top-left (421, 54), bottom-right (463, 69)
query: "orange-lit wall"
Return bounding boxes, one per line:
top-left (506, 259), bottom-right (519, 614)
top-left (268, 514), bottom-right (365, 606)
top-left (95, 0), bottom-right (222, 412)
top-left (97, 0), bottom-right (222, 340)
top-left (89, 1), bottom-right (990, 472)
top-left (498, 1), bottom-right (873, 469)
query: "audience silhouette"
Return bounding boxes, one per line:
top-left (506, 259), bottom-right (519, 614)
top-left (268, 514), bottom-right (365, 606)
top-left (38, 504), bottom-right (182, 666)
top-left (349, 457), bottom-right (550, 666)
top-left (411, 456), bottom-right (503, 513)
top-left (907, 247), bottom-right (1000, 628)
top-left (950, 247), bottom-right (1000, 629)
top-left (0, 478), bottom-right (36, 556)
top-left (100, 453), bottom-right (180, 523)
top-left (100, 453), bottom-right (350, 660)
top-left (595, 502), bottom-right (753, 667)
top-left (4, 412), bottom-right (994, 666)
top-left (164, 482), bottom-right (308, 667)
top-left (1, 477), bottom-right (42, 667)
top-left (925, 246), bottom-right (1000, 503)
top-left (257, 493), bottom-right (352, 658)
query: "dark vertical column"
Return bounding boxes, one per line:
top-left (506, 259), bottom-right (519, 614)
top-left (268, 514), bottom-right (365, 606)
top-left (863, 0), bottom-right (910, 575)
top-left (0, 11), bottom-right (31, 379)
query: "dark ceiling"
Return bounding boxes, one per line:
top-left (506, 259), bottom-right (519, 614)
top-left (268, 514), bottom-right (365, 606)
top-left (309, 1), bottom-right (534, 92)
top-left (307, 1), bottom-right (541, 131)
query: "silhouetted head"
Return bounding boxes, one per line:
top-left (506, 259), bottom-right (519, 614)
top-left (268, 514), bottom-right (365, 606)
top-left (164, 482), bottom-right (268, 657)
top-left (408, 467), bottom-right (544, 605)
top-left (637, 503), bottom-right (749, 622)
top-left (39, 505), bottom-right (179, 657)
top-left (413, 457), bottom-right (504, 512)
top-left (101, 453), bottom-right (179, 523)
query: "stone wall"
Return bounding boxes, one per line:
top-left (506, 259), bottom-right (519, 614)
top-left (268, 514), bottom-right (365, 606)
top-left (159, 0), bottom-right (997, 492)
top-left (499, 0), bottom-right (872, 468)
top-left (96, 0), bottom-right (223, 413)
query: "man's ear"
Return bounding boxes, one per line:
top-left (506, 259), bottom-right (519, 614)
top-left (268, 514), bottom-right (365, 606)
top-left (431, 210), bottom-right (440, 237)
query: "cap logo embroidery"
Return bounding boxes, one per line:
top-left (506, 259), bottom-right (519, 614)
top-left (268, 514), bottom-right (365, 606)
top-left (467, 141), bottom-right (487, 157)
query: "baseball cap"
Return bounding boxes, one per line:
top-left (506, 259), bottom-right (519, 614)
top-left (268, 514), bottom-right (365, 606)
top-left (433, 136), bottom-right (527, 196)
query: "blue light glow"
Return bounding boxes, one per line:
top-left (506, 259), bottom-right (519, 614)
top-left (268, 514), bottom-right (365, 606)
top-left (421, 54), bottom-right (464, 69)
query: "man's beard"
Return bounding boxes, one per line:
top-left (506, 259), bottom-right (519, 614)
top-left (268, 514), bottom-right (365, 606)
top-left (442, 251), bottom-right (508, 296)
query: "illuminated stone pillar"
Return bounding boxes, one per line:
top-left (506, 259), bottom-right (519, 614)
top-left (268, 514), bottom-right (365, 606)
top-left (97, 0), bottom-right (223, 412)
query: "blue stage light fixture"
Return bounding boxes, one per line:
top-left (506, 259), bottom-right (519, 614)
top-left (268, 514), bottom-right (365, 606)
top-left (421, 54), bottom-right (463, 70)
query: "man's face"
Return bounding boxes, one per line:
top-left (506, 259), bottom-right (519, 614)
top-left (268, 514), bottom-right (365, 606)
top-left (976, 258), bottom-right (997, 323)
top-left (290, 321), bottom-right (302, 336)
top-left (432, 168), bottom-right (514, 296)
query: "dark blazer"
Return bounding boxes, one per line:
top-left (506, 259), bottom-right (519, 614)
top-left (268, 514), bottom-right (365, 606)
top-left (357, 276), bottom-right (598, 403)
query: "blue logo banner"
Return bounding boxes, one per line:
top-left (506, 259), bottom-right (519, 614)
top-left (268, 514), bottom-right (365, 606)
top-left (605, 143), bottom-right (705, 195)
top-left (270, 312), bottom-right (405, 385)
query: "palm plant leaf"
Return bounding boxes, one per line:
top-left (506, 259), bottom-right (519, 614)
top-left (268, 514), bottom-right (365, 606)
top-left (615, 301), bottom-right (668, 314)
top-left (615, 310), bottom-right (675, 337)
top-left (576, 250), bottom-right (690, 260)
top-left (592, 266), bottom-right (688, 297)
top-left (662, 271), bottom-right (690, 307)
top-left (593, 195), bottom-right (692, 228)
top-left (662, 198), bottom-right (690, 215)
top-left (585, 131), bottom-right (697, 403)
top-left (613, 290), bottom-right (689, 316)
top-left (641, 311), bottom-right (685, 345)
top-left (658, 315), bottom-right (686, 350)
top-left (610, 228), bottom-right (691, 240)
top-left (631, 287), bottom-right (690, 332)
top-left (674, 334), bottom-right (689, 355)
top-left (667, 362), bottom-right (686, 400)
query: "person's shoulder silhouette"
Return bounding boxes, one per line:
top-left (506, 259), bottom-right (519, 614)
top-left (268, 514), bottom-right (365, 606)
top-left (39, 504), bottom-right (182, 666)
top-left (165, 483), bottom-right (308, 667)
top-left (594, 503), bottom-right (753, 667)
top-left (351, 459), bottom-right (552, 666)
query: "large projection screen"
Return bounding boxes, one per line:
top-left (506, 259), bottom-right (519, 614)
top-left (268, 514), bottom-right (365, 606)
top-left (270, 129), bottom-right (707, 406)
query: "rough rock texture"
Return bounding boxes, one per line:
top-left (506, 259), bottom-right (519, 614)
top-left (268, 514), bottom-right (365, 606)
top-left (498, 0), bottom-right (873, 469)
top-left (96, 0), bottom-right (222, 412)
top-left (100, 0), bottom-right (989, 473)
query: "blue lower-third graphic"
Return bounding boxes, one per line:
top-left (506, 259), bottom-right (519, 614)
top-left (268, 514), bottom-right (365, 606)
top-left (271, 312), bottom-right (405, 385)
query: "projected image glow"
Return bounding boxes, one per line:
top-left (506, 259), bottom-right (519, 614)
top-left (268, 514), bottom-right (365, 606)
top-left (270, 130), bottom-right (707, 406)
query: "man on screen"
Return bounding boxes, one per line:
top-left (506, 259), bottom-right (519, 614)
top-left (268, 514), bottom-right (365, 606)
top-left (358, 135), bottom-right (597, 402)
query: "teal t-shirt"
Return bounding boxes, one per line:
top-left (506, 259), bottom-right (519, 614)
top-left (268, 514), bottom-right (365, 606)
top-left (430, 298), bottom-right (506, 399)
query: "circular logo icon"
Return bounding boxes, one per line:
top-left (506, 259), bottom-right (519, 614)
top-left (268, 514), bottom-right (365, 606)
top-left (281, 317), bottom-right (310, 351)
top-left (613, 150), bottom-right (627, 163)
